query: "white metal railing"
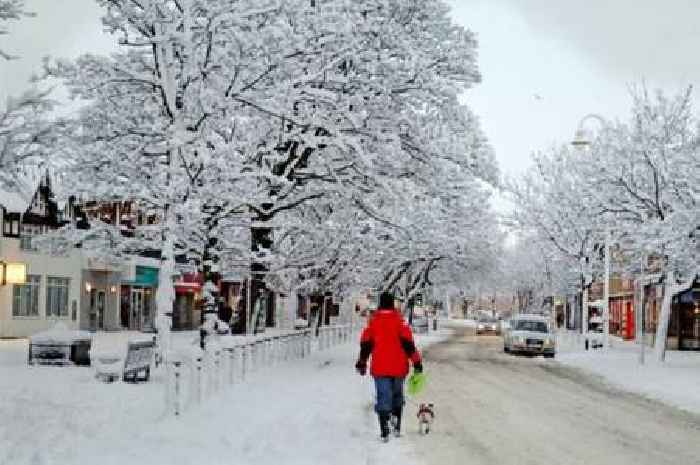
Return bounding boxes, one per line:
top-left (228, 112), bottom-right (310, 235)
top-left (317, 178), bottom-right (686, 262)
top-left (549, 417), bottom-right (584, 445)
top-left (555, 329), bottom-right (585, 353)
top-left (165, 324), bottom-right (353, 416)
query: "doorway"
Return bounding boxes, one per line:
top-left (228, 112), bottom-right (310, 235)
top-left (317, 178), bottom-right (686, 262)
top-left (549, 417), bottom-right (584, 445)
top-left (90, 289), bottom-right (106, 331)
top-left (174, 293), bottom-right (194, 330)
top-left (130, 288), bottom-right (144, 331)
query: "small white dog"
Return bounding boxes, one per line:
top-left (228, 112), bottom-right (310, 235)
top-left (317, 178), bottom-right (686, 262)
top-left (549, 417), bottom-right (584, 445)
top-left (417, 403), bottom-right (435, 435)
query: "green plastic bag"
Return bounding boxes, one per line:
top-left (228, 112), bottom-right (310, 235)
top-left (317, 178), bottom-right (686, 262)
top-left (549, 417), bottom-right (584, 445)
top-left (406, 372), bottom-right (427, 396)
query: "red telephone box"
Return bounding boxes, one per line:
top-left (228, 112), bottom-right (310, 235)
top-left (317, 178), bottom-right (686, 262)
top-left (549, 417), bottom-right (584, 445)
top-left (624, 302), bottom-right (635, 340)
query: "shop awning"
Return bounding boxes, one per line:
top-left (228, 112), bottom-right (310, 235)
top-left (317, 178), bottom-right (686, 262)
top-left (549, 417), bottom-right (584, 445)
top-left (175, 272), bottom-right (203, 294)
top-left (175, 282), bottom-right (202, 294)
top-left (122, 266), bottom-right (159, 287)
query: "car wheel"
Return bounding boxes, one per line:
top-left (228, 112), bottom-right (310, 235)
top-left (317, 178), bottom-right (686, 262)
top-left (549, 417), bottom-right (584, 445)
top-left (544, 353), bottom-right (555, 359)
top-left (503, 345), bottom-right (509, 353)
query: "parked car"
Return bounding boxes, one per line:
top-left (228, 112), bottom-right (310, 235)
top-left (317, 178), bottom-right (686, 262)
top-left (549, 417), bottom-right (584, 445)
top-left (412, 315), bottom-right (429, 334)
top-left (503, 315), bottom-right (555, 358)
top-left (476, 317), bottom-right (499, 335)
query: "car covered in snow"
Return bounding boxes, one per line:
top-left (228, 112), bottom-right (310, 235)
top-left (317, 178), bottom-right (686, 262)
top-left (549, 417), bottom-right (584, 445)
top-left (585, 316), bottom-right (604, 349)
top-left (503, 315), bottom-right (555, 358)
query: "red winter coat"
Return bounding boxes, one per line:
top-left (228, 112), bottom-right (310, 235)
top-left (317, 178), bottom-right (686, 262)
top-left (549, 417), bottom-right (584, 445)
top-left (358, 308), bottom-right (421, 378)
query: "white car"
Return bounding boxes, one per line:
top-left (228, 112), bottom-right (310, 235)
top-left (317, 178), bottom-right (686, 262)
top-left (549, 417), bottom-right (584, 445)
top-left (503, 315), bottom-right (556, 358)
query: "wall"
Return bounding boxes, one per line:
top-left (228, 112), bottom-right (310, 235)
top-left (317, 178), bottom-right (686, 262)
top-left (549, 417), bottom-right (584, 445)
top-left (0, 237), bottom-right (82, 338)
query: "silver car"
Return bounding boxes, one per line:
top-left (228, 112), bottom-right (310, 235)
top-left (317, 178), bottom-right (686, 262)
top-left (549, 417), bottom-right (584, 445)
top-left (476, 317), bottom-right (499, 335)
top-left (503, 315), bottom-right (555, 358)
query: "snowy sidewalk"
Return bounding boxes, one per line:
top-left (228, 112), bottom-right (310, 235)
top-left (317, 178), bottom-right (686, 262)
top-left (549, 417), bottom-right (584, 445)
top-left (557, 340), bottom-right (700, 415)
top-left (1, 328), bottom-right (452, 465)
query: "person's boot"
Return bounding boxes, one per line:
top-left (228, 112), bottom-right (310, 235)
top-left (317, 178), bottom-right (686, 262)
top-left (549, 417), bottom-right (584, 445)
top-left (378, 413), bottom-right (391, 442)
top-left (391, 407), bottom-right (402, 437)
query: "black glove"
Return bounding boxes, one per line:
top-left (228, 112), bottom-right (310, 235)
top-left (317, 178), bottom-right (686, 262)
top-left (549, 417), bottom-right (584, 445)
top-left (413, 361), bottom-right (423, 374)
top-left (355, 360), bottom-right (367, 376)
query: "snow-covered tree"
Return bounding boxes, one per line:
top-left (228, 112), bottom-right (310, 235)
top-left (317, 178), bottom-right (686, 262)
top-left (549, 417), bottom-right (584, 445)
top-left (42, 0), bottom-right (500, 352)
top-left (0, 0), bottom-right (33, 60)
top-left (511, 86), bottom-right (699, 360)
top-left (499, 233), bottom-right (571, 314)
top-left (508, 146), bottom-right (606, 332)
top-left (582, 87), bottom-right (699, 361)
top-left (0, 1), bottom-right (55, 195)
top-left (0, 89), bottom-right (59, 195)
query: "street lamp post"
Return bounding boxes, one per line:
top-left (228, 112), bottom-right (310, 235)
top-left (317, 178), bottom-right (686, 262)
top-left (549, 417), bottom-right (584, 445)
top-left (603, 232), bottom-right (611, 349)
top-left (571, 113), bottom-right (611, 350)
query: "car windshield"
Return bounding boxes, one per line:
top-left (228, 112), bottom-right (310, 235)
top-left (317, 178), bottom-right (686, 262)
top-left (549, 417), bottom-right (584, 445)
top-left (514, 320), bottom-right (548, 333)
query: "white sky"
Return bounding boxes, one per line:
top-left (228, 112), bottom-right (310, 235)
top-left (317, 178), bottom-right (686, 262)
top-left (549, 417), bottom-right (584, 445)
top-left (446, 0), bottom-right (700, 178)
top-left (2, 0), bottom-right (700, 179)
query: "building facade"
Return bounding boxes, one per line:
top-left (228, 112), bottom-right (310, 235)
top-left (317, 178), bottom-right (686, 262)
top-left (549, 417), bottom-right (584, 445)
top-left (0, 177), bottom-right (83, 338)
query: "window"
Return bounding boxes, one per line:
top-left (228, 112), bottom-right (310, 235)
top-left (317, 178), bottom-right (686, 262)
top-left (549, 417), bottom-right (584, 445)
top-left (19, 225), bottom-right (40, 250)
top-left (12, 275), bottom-right (41, 317)
top-left (46, 277), bottom-right (70, 317)
top-left (514, 320), bottom-right (549, 333)
top-left (20, 235), bottom-right (35, 250)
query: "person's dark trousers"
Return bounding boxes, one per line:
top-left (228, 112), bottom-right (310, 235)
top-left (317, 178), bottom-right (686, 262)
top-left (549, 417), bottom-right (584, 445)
top-left (374, 376), bottom-right (405, 436)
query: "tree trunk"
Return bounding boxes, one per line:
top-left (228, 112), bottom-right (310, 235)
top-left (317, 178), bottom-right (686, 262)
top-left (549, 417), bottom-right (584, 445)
top-left (582, 286), bottom-right (589, 335)
top-left (199, 236), bottom-right (220, 349)
top-left (285, 292), bottom-right (298, 330)
top-left (654, 270), bottom-right (674, 362)
top-left (654, 272), bottom-right (695, 362)
top-left (250, 209), bottom-right (273, 333)
top-left (156, 226), bottom-right (175, 361)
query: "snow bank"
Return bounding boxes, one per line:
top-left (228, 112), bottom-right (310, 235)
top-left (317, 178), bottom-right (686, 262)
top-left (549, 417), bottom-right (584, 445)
top-left (89, 330), bottom-right (155, 360)
top-left (442, 318), bottom-right (476, 328)
top-left (557, 341), bottom-right (700, 415)
top-left (415, 326), bottom-right (453, 348)
top-left (0, 338), bottom-right (28, 366)
top-left (0, 329), bottom-right (437, 465)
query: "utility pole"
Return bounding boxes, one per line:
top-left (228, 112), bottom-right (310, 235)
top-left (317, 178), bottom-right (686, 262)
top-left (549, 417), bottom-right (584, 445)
top-left (603, 233), bottom-right (610, 349)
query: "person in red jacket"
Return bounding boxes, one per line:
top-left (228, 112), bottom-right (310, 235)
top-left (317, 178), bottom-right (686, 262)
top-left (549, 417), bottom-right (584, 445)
top-left (355, 291), bottom-right (423, 441)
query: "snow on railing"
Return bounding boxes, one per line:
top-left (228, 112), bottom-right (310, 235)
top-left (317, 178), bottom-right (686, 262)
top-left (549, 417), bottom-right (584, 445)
top-left (555, 330), bottom-right (586, 353)
top-left (166, 324), bottom-right (353, 416)
top-left (555, 329), bottom-right (611, 353)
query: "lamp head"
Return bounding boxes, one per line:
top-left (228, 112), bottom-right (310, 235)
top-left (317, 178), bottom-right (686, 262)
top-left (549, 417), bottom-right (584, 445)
top-left (571, 128), bottom-right (592, 147)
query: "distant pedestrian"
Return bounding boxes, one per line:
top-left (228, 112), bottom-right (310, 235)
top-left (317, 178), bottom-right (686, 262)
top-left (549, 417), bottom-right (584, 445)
top-left (355, 291), bottom-right (423, 442)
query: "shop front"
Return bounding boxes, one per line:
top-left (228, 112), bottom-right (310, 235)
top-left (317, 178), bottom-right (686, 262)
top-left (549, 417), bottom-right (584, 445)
top-left (173, 273), bottom-right (202, 330)
top-left (674, 286), bottom-right (700, 351)
top-left (80, 258), bottom-right (122, 332)
top-left (610, 295), bottom-right (635, 340)
top-left (120, 265), bottom-right (158, 332)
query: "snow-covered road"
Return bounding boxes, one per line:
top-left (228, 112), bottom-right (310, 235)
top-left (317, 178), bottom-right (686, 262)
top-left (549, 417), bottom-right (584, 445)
top-left (412, 328), bottom-right (700, 465)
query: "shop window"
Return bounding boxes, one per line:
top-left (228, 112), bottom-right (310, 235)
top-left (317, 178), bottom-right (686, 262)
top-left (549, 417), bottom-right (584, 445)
top-left (46, 277), bottom-right (70, 317)
top-left (12, 275), bottom-right (41, 317)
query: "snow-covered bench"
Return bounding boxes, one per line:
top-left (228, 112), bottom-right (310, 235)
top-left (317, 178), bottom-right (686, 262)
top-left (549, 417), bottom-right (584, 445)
top-left (28, 326), bottom-right (92, 366)
top-left (94, 336), bottom-right (156, 383)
